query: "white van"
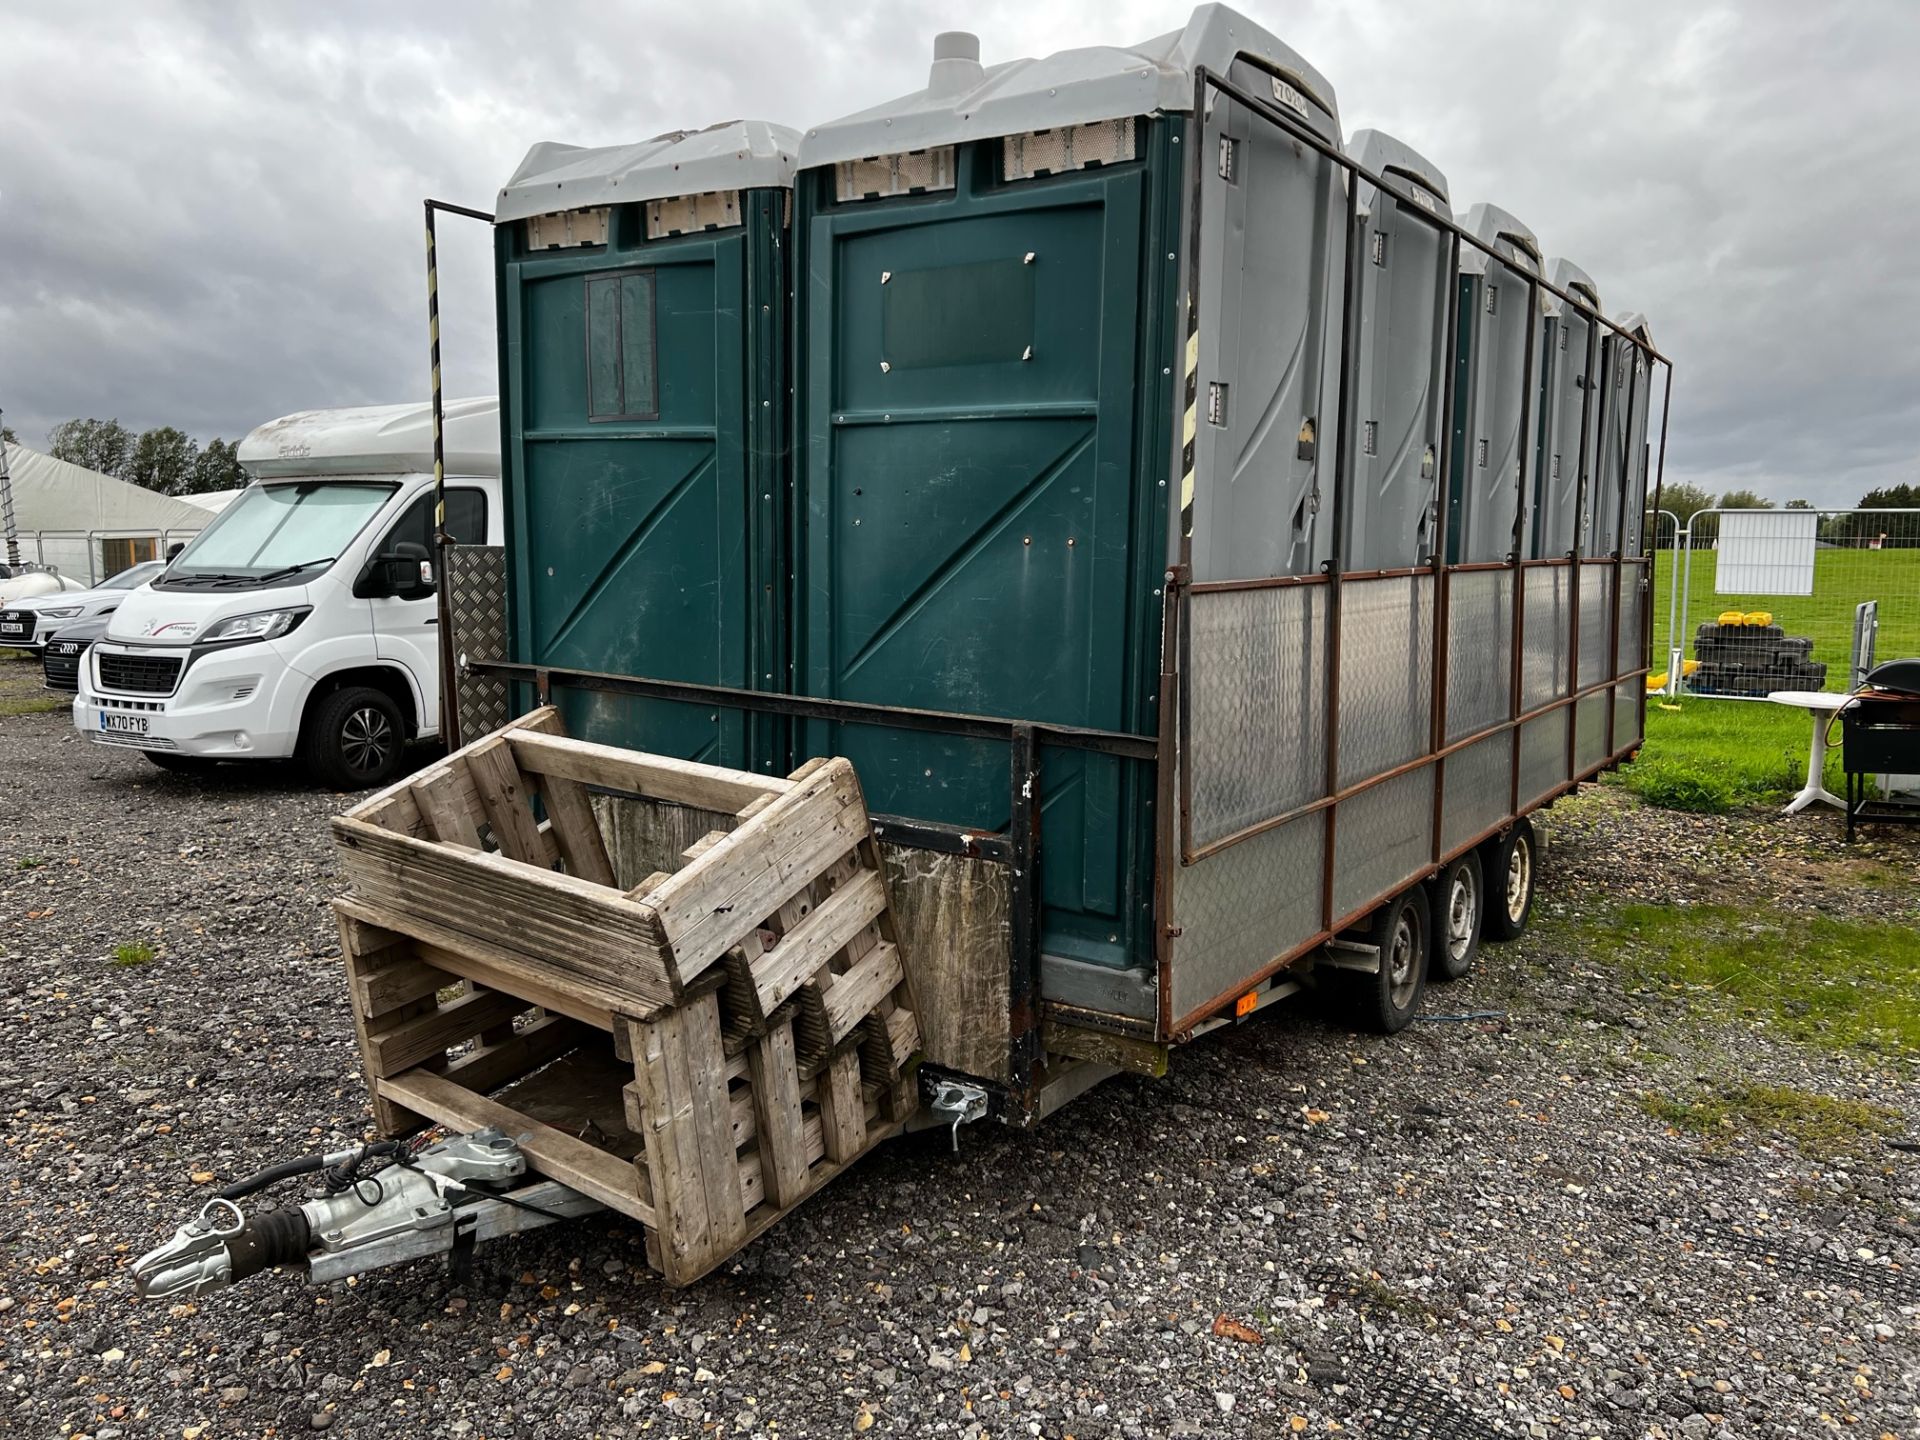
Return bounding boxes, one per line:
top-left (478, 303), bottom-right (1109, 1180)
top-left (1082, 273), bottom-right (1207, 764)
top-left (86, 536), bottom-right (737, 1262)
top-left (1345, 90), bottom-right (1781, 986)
top-left (75, 398), bottom-right (500, 788)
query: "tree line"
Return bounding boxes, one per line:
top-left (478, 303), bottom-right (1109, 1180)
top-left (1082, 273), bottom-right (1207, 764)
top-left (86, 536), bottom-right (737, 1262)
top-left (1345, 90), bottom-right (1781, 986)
top-left (24, 417), bottom-right (250, 497)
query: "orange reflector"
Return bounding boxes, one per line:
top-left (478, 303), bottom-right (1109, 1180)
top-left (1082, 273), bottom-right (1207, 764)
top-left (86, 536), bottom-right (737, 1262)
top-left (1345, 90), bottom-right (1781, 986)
top-left (1235, 990), bottom-right (1258, 1017)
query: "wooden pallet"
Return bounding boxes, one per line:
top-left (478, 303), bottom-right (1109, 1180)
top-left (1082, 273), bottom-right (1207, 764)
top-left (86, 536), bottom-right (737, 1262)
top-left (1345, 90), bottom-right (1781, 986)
top-left (329, 708), bottom-right (922, 1284)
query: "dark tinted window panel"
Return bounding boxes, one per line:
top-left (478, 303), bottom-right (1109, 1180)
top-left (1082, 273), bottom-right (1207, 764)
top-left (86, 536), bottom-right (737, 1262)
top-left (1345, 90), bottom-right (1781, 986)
top-left (881, 258), bottom-right (1035, 370)
top-left (586, 270), bottom-right (659, 420)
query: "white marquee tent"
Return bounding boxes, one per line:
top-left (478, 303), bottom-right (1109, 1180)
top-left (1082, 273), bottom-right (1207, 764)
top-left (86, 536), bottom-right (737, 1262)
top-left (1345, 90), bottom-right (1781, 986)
top-left (1, 442), bottom-right (213, 584)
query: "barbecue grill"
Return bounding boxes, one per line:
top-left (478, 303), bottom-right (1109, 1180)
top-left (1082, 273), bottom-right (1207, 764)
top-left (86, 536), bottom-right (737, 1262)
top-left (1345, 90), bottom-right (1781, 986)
top-left (1842, 659), bottom-right (1920, 841)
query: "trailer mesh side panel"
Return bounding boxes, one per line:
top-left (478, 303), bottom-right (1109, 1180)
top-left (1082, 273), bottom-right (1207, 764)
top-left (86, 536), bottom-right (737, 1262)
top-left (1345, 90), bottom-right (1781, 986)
top-left (1574, 691), bottom-right (1609, 771)
top-left (1445, 569), bottom-right (1512, 743)
top-left (1518, 709), bottom-right (1569, 807)
top-left (1337, 574), bottom-right (1435, 788)
top-left (1519, 565), bottom-right (1570, 711)
top-left (1441, 730), bottom-right (1511, 854)
top-left (1615, 683), bottom-right (1643, 746)
top-left (1332, 767), bottom-right (1434, 921)
top-left (1186, 585), bottom-right (1328, 848)
top-left (1577, 561), bottom-right (1613, 688)
top-left (1169, 814), bottom-right (1324, 1020)
top-left (447, 544), bottom-right (511, 742)
top-left (1617, 559), bottom-right (1647, 677)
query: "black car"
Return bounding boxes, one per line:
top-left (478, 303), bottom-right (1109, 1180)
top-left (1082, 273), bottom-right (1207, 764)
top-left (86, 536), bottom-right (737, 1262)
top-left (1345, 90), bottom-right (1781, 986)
top-left (41, 614), bottom-right (111, 692)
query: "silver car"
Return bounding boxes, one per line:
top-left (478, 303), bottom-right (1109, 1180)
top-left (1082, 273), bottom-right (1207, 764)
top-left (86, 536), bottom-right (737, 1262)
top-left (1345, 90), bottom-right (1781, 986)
top-left (0, 560), bottom-right (167, 652)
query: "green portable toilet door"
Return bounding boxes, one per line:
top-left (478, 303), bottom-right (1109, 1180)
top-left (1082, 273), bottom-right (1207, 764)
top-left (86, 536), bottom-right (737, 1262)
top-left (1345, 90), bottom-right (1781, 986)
top-left (803, 168), bottom-right (1147, 968)
top-left (508, 231), bottom-right (755, 766)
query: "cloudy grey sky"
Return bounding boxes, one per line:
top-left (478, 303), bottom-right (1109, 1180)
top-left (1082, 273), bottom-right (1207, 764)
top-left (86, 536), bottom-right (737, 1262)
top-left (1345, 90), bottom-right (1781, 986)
top-left (2, 1), bottom-right (1915, 507)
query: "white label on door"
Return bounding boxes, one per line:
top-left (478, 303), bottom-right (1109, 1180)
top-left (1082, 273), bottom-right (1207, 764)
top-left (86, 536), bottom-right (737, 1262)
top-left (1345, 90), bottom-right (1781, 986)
top-left (1271, 77), bottom-right (1309, 118)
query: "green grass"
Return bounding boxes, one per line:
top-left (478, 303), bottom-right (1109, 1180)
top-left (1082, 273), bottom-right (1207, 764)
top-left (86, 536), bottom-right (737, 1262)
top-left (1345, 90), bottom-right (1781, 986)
top-left (0, 648), bottom-right (31, 662)
top-left (1610, 699), bottom-right (1840, 812)
top-left (1641, 1083), bottom-right (1902, 1162)
top-left (1649, 546), bottom-right (1920, 688)
top-left (111, 941), bottom-right (156, 968)
top-left (1566, 902), bottom-right (1920, 1055)
top-left (0, 695), bottom-right (62, 717)
top-left (14, 857), bottom-right (45, 872)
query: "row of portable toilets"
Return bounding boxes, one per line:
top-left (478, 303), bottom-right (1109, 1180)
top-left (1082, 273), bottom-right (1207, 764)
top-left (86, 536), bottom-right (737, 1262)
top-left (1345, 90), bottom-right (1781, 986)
top-left (481, 4), bottom-right (1662, 983)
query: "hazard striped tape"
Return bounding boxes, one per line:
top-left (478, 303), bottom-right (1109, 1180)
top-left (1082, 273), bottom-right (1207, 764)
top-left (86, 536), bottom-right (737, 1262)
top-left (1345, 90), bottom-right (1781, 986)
top-left (1180, 312), bottom-right (1199, 536)
top-left (426, 220), bottom-right (446, 531)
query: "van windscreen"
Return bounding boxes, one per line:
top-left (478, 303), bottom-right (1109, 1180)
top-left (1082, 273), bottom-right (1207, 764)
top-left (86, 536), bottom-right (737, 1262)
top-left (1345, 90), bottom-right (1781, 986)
top-left (162, 483), bottom-right (396, 585)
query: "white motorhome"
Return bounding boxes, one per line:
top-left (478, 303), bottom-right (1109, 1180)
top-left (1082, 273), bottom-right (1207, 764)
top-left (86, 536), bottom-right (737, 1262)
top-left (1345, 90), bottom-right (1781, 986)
top-left (75, 398), bottom-right (500, 787)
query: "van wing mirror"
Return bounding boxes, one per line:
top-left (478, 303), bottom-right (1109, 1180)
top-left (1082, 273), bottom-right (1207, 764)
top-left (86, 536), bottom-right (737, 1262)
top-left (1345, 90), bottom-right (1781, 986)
top-left (372, 552), bottom-right (434, 598)
top-left (360, 549), bottom-right (433, 599)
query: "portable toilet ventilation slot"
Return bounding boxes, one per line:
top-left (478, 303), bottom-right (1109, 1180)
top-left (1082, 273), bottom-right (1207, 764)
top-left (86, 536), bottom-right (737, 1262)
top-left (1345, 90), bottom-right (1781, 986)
top-left (524, 207), bottom-right (610, 250)
top-left (1004, 120), bottom-right (1138, 180)
top-left (646, 190), bottom-right (744, 238)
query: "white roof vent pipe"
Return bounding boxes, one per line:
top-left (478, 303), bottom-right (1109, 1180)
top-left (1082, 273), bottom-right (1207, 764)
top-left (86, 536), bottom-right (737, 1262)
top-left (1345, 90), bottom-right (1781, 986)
top-left (928, 31), bottom-right (984, 97)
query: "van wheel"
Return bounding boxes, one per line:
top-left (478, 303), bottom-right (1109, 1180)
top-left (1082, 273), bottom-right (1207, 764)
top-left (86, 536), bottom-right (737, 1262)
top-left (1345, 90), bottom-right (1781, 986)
top-left (145, 752), bottom-right (219, 775)
top-left (1335, 888), bottom-right (1429, 1034)
top-left (1427, 850), bottom-right (1483, 980)
top-left (1481, 819), bottom-right (1537, 943)
top-left (304, 686), bottom-right (405, 790)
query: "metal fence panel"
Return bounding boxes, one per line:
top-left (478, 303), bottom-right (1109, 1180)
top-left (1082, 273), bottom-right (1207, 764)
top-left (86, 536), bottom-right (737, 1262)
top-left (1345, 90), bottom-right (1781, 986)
top-left (1186, 585), bottom-right (1328, 849)
top-left (1445, 568), bottom-right (1513, 742)
top-left (1337, 573), bottom-right (1435, 788)
top-left (1441, 730), bottom-right (1511, 854)
top-left (6, 527), bottom-right (207, 587)
top-left (1332, 767), bottom-right (1434, 921)
top-left (1674, 508), bottom-right (1920, 697)
top-left (1518, 709), bottom-right (1568, 807)
top-left (1520, 566), bottom-right (1570, 710)
top-left (448, 544), bottom-right (511, 741)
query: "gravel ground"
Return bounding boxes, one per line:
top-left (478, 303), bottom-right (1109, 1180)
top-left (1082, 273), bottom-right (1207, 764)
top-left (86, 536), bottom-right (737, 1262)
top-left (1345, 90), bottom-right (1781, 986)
top-left (2, 657), bottom-right (1917, 1440)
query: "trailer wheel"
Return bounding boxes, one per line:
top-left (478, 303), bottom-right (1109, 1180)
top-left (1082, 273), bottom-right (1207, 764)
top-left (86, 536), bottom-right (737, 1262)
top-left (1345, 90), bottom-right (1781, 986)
top-left (1337, 888), bottom-right (1429, 1034)
top-left (1481, 819), bottom-right (1537, 943)
top-left (1427, 850), bottom-right (1483, 981)
top-left (303, 685), bottom-right (406, 790)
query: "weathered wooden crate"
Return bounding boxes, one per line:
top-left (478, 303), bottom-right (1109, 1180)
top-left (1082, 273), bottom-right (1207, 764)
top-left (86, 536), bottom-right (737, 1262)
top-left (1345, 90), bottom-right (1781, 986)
top-left (329, 707), bottom-right (921, 1284)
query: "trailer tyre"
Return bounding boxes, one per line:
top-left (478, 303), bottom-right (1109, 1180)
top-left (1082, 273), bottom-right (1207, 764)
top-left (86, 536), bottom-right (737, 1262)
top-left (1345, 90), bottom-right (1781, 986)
top-left (1427, 850), bottom-right (1483, 981)
top-left (1337, 888), bottom-right (1429, 1034)
top-left (1481, 819), bottom-right (1537, 943)
top-left (303, 685), bottom-right (406, 790)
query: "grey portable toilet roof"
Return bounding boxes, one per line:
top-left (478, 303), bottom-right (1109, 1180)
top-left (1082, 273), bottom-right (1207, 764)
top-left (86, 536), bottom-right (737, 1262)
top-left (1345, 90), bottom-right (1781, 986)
top-left (1457, 201), bottom-right (1542, 276)
top-left (1545, 257), bottom-right (1600, 317)
top-left (495, 120), bottom-right (801, 224)
top-left (797, 3), bottom-right (1340, 170)
top-left (1614, 309), bottom-right (1654, 348)
top-left (1347, 128), bottom-right (1449, 215)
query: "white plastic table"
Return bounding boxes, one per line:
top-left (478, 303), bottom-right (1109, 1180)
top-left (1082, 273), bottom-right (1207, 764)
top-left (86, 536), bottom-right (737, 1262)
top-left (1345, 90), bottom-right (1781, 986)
top-left (1766, 690), bottom-right (1849, 814)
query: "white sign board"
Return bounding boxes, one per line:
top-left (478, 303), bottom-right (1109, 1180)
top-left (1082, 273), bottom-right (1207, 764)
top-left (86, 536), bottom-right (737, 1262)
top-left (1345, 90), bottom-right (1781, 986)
top-left (1716, 509), bottom-right (1817, 596)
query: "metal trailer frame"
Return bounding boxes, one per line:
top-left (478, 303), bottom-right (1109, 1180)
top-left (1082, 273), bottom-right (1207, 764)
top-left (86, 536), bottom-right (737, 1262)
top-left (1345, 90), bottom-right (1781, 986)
top-left (1152, 65), bottom-right (1669, 1037)
top-left (423, 198), bottom-right (496, 750)
top-left (452, 56), bottom-right (1673, 1121)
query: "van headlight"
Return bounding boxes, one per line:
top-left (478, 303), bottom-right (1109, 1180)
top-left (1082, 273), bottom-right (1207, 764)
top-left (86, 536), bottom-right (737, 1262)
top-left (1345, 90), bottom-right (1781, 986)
top-left (199, 607), bottom-right (312, 644)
